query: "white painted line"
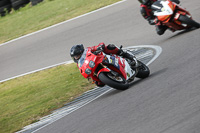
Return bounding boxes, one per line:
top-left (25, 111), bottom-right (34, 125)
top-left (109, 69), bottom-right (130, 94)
top-left (0, 60), bottom-right (73, 83)
top-left (126, 45), bottom-right (162, 66)
top-left (31, 88), bottom-right (113, 133)
top-left (0, 0), bottom-right (127, 47)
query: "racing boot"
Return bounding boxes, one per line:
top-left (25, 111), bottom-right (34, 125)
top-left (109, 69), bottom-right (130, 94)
top-left (118, 49), bottom-right (136, 68)
top-left (156, 25), bottom-right (168, 35)
top-left (107, 44), bottom-right (136, 68)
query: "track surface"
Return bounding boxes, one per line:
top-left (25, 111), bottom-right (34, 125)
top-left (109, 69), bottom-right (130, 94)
top-left (18, 46), bottom-right (161, 133)
top-left (1, 0), bottom-right (200, 133)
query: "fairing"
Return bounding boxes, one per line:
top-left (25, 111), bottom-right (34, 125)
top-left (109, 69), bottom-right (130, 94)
top-left (152, 0), bottom-right (192, 30)
top-left (77, 48), bottom-right (135, 81)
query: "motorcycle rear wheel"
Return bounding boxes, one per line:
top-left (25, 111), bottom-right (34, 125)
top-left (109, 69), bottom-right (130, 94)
top-left (98, 72), bottom-right (129, 90)
top-left (178, 14), bottom-right (200, 28)
top-left (136, 61), bottom-right (150, 79)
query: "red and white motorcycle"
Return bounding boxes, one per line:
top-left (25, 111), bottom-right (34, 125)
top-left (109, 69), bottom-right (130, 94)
top-left (151, 0), bottom-right (200, 31)
top-left (77, 46), bottom-right (150, 90)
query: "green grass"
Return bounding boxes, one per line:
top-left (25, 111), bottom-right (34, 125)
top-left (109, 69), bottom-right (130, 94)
top-left (0, 63), bottom-right (96, 133)
top-left (0, 0), bottom-right (121, 132)
top-left (0, 0), bottom-right (121, 44)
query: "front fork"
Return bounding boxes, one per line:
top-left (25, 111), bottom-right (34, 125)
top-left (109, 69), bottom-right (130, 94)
top-left (132, 57), bottom-right (139, 79)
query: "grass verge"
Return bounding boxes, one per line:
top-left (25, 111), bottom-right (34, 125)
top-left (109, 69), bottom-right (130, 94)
top-left (0, 63), bottom-right (95, 133)
top-left (0, 0), bottom-right (121, 132)
top-left (0, 0), bottom-right (121, 44)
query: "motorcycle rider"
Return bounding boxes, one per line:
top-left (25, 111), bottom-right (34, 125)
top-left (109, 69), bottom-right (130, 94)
top-left (70, 43), bottom-right (136, 87)
top-left (138, 0), bottom-right (180, 35)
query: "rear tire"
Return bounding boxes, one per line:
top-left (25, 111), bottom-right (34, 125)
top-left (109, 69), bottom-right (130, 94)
top-left (98, 72), bottom-right (129, 90)
top-left (178, 14), bottom-right (200, 28)
top-left (136, 61), bottom-right (150, 79)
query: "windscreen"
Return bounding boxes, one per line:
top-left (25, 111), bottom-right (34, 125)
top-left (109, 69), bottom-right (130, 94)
top-left (78, 49), bottom-right (88, 68)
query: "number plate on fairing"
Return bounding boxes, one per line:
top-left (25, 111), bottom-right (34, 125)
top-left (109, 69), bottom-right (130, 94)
top-left (105, 54), bottom-right (135, 80)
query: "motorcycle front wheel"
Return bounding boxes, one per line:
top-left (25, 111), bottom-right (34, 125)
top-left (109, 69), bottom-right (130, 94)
top-left (178, 14), bottom-right (200, 28)
top-left (98, 72), bottom-right (129, 90)
top-left (135, 61), bottom-right (150, 79)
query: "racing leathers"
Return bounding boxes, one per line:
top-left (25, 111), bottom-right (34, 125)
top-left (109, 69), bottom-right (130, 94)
top-left (140, 0), bottom-right (180, 35)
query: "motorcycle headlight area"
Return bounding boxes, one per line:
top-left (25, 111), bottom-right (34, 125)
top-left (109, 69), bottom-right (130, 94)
top-left (85, 68), bottom-right (92, 75)
top-left (89, 61), bottom-right (95, 68)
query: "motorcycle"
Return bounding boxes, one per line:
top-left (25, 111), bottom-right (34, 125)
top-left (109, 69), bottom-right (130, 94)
top-left (77, 46), bottom-right (150, 90)
top-left (151, 0), bottom-right (200, 31)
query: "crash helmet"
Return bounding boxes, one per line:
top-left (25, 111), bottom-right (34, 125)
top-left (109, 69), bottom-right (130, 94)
top-left (70, 44), bottom-right (84, 63)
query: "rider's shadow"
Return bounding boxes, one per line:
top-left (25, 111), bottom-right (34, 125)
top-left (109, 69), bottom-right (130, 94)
top-left (100, 68), bottom-right (168, 99)
top-left (129, 67), bottom-right (168, 88)
top-left (168, 27), bottom-right (199, 39)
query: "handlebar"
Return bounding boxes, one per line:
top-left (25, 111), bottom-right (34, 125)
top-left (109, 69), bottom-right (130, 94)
top-left (93, 49), bottom-right (103, 55)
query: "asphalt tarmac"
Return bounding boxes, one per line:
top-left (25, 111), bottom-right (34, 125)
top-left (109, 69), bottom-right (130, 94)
top-left (1, 0), bottom-right (200, 132)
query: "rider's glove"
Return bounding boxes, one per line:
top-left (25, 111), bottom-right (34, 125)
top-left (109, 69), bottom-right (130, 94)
top-left (147, 17), bottom-right (158, 25)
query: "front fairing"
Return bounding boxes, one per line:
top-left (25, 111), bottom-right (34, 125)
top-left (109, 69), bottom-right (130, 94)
top-left (78, 49), bottom-right (104, 78)
top-left (152, 0), bottom-right (176, 22)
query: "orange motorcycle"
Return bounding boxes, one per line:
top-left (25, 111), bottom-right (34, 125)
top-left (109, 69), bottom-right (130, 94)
top-left (151, 0), bottom-right (200, 31)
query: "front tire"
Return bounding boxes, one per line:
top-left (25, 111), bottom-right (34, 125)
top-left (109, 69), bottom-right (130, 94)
top-left (178, 14), bottom-right (200, 28)
top-left (98, 72), bottom-right (129, 90)
top-left (136, 61), bottom-right (150, 79)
